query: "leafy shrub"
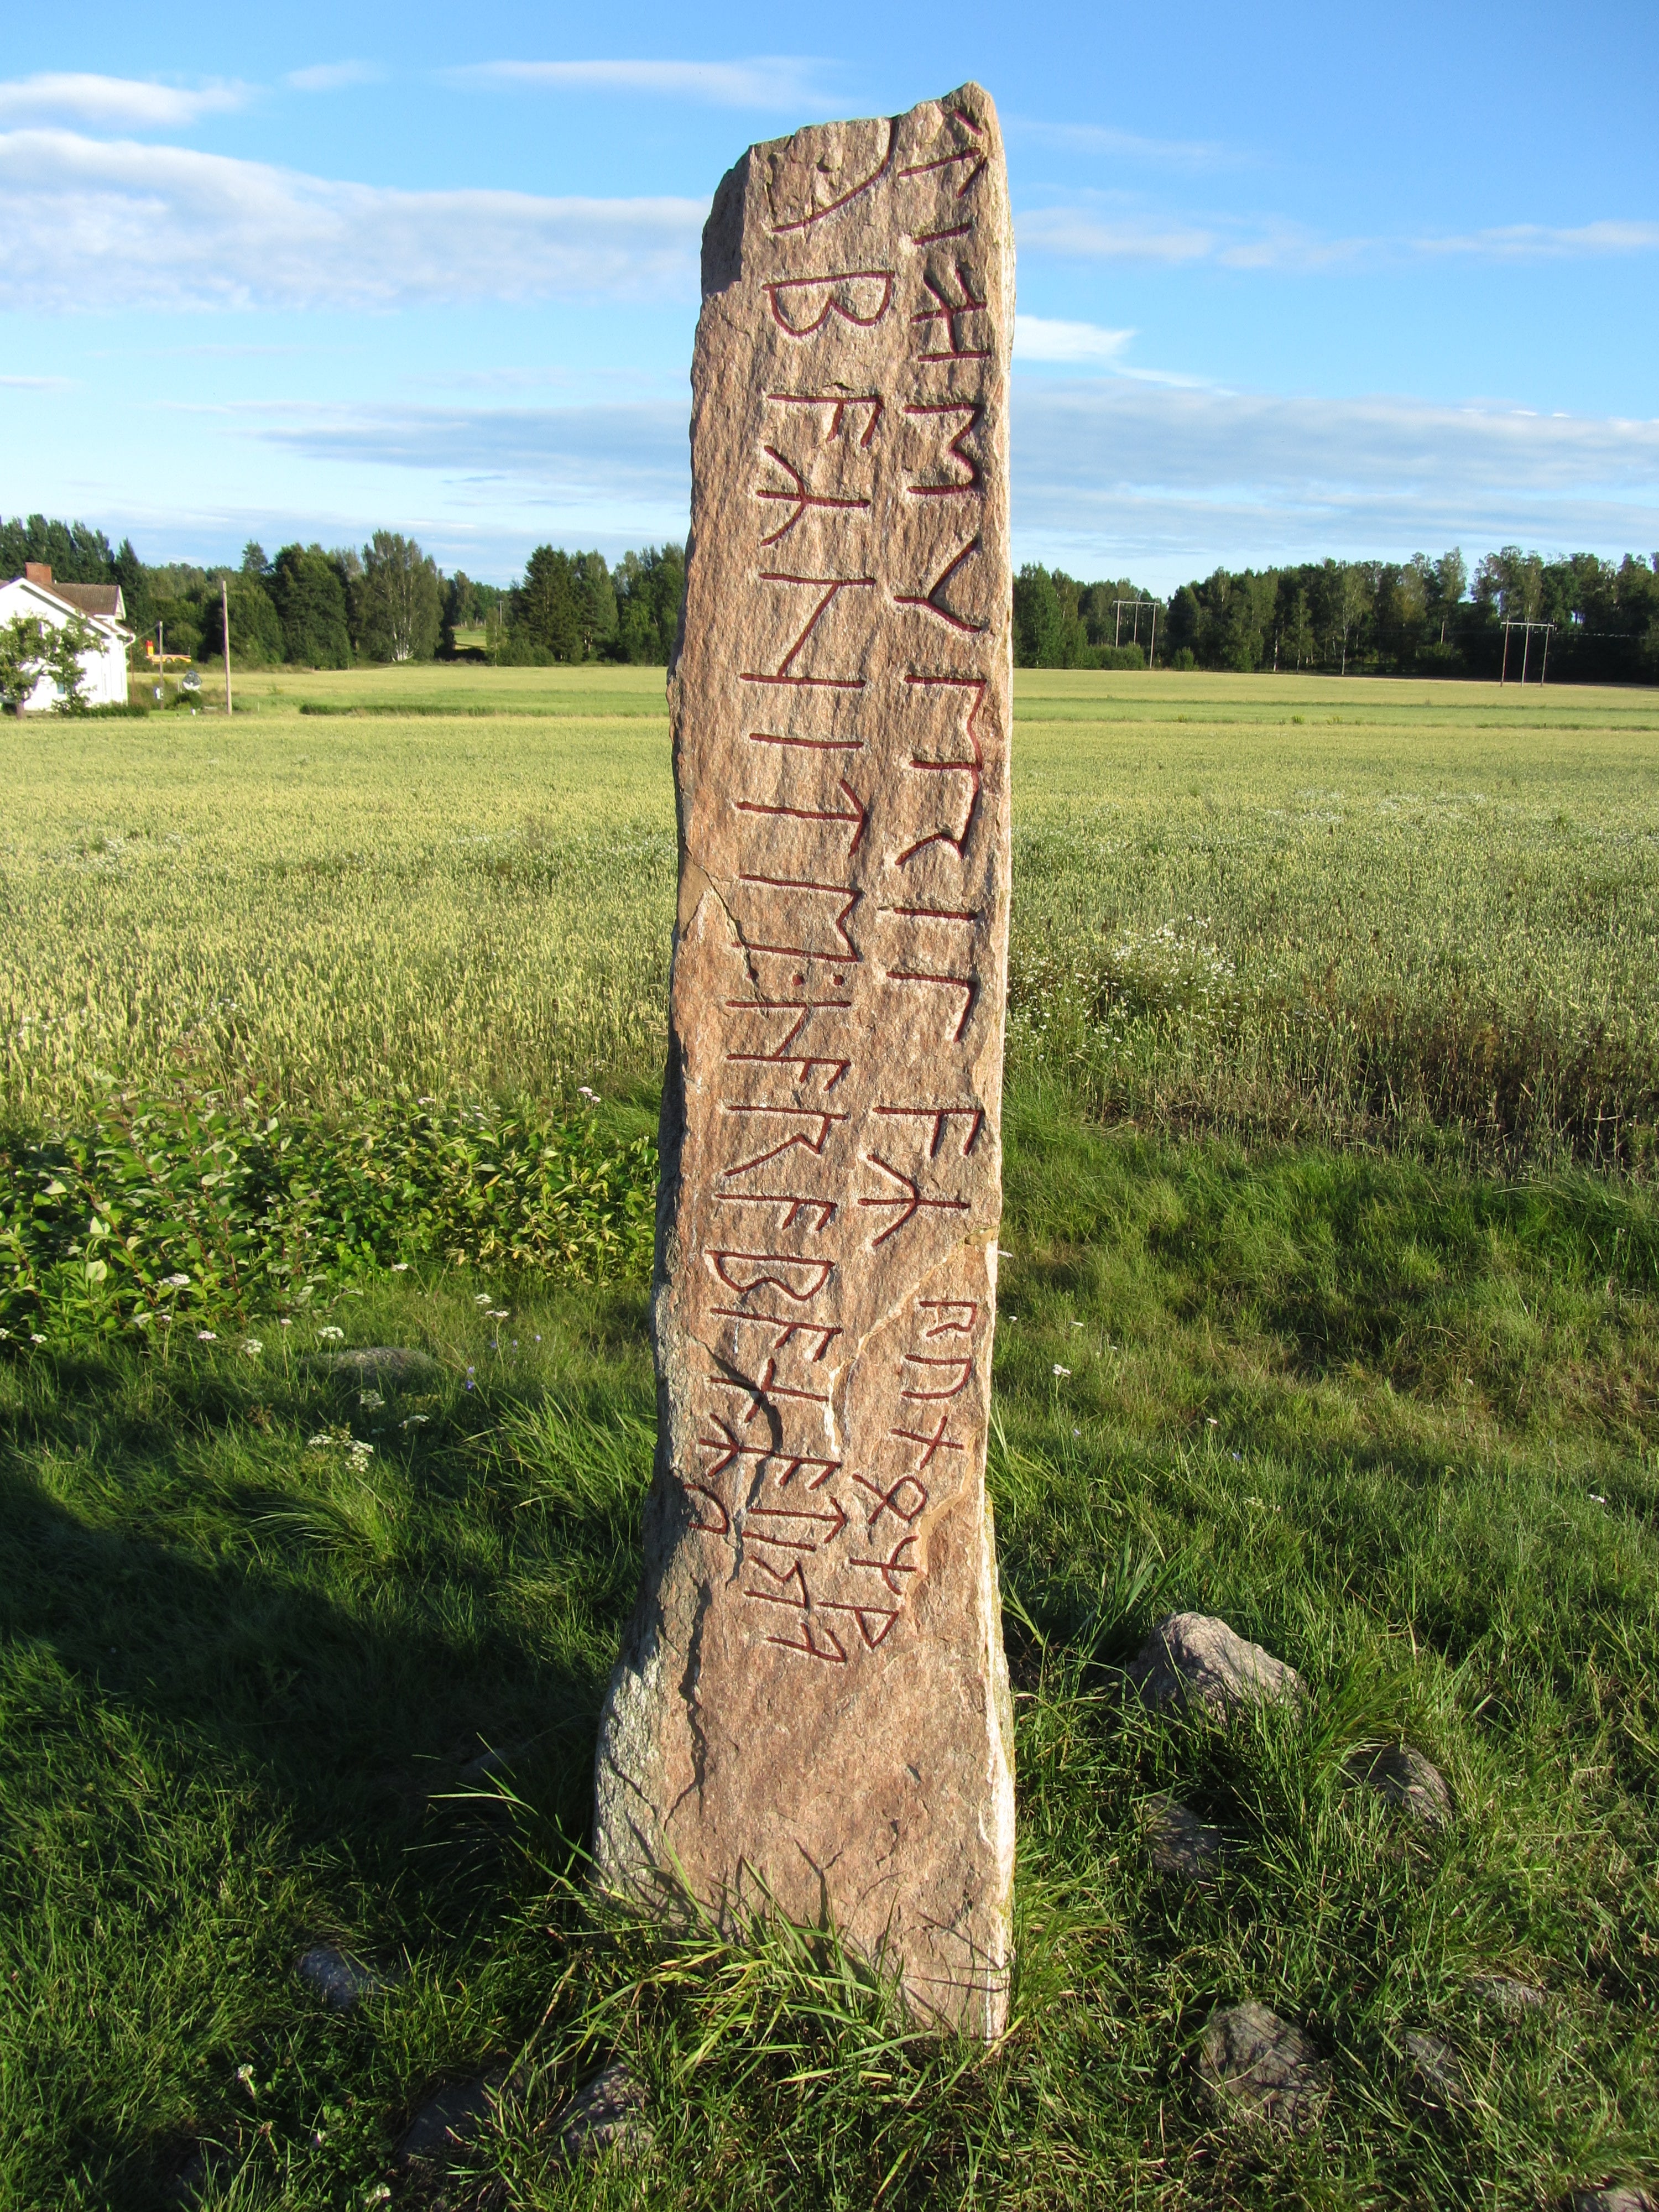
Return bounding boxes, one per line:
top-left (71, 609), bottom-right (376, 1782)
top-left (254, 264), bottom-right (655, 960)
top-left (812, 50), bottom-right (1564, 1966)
top-left (0, 1092), bottom-right (656, 1347)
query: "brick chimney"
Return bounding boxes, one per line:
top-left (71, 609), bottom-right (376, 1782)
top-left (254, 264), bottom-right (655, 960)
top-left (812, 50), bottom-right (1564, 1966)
top-left (24, 562), bottom-right (52, 585)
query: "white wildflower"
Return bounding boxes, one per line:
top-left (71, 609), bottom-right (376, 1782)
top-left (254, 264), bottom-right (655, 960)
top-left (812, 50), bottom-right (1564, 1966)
top-left (197, 1329), bottom-right (218, 1342)
top-left (165, 1272), bottom-right (191, 1288)
top-left (358, 1388), bottom-right (385, 1411)
top-left (473, 1293), bottom-right (492, 1307)
top-left (400, 1413), bottom-right (430, 1428)
top-left (1052, 1364), bottom-right (1071, 1378)
top-left (30, 1333), bottom-right (46, 1345)
top-left (243, 1340), bottom-right (263, 1357)
top-left (316, 1324), bottom-right (344, 1341)
top-left (392, 1262), bottom-right (410, 1272)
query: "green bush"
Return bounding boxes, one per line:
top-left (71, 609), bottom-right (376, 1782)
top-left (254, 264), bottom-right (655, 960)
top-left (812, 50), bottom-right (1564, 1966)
top-left (0, 1092), bottom-right (656, 1347)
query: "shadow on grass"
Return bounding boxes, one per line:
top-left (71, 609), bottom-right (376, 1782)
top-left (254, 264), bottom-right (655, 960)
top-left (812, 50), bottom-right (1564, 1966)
top-left (0, 1328), bottom-right (653, 2207)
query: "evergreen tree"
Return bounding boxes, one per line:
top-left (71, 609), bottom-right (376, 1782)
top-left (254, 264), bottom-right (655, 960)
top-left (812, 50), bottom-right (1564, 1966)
top-left (269, 545), bottom-right (352, 667)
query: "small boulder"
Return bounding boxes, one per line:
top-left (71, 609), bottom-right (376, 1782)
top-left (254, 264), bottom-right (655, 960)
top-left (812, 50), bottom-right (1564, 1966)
top-left (1196, 2001), bottom-right (1330, 2130)
top-left (547, 2060), bottom-right (651, 2166)
top-left (458, 1740), bottom-right (530, 1786)
top-left (297, 1944), bottom-right (391, 2011)
top-left (1570, 2189), bottom-right (1659, 2212)
top-left (327, 1347), bottom-right (443, 1389)
top-left (1468, 1971), bottom-right (1547, 2021)
top-left (1129, 1613), bottom-right (1303, 1716)
top-left (397, 2071), bottom-right (504, 2165)
top-left (1349, 1745), bottom-right (1452, 1832)
top-left (1404, 2028), bottom-right (1470, 2109)
top-left (1144, 1794), bottom-right (1226, 1881)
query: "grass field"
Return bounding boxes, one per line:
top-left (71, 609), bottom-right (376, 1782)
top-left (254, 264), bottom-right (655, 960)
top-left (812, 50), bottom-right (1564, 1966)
top-left (3, 669), bottom-right (1658, 2209)
top-left (7, 666), bottom-right (1658, 1159)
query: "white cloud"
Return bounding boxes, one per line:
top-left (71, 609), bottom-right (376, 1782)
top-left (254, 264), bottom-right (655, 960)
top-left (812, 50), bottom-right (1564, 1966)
top-left (285, 62), bottom-right (385, 93)
top-left (233, 382), bottom-right (1659, 587)
top-left (1010, 117), bottom-right (1240, 169)
top-left (0, 130), bottom-right (703, 311)
top-left (0, 373), bottom-right (74, 390)
top-left (448, 56), bottom-right (825, 108)
top-left (246, 399), bottom-right (691, 513)
top-left (1021, 201), bottom-right (1659, 273)
top-left (1014, 316), bottom-right (1136, 365)
top-left (1018, 206), bottom-right (1219, 264)
top-left (1014, 379), bottom-right (1659, 582)
top-left (0, 72), bottom-right (247, 130)
top-left (1417, 220), bottom-right (1659, 260)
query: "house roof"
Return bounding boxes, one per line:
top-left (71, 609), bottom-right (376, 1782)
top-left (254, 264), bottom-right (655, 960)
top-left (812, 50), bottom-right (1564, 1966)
top-left (1, 575), bottom-right (133, 640)
top-left (42, 580), bottom-right (124, 619)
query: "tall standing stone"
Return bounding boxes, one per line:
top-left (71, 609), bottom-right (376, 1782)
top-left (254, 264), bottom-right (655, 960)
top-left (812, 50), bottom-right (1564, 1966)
top-left (594, 84), bottom-right (1015, 2037)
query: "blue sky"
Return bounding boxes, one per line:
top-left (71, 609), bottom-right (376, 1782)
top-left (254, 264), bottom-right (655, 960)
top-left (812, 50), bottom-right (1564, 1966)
top-left (2, 0), bottom-right (1656, 589)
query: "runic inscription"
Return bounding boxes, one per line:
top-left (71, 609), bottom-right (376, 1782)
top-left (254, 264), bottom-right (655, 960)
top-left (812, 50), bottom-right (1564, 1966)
top-left (594, 83), bottom-right (1016, 2041)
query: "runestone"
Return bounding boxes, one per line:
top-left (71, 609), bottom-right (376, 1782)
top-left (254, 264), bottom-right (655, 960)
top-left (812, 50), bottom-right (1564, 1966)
top-left (593, 82), bottom-right (1016, 2036)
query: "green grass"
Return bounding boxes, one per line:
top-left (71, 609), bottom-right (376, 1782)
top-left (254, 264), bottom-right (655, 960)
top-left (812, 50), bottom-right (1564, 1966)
top-left (7, 665), bottom-right (1659, 1161)
top-left (4, 1109), bottom-right (1657, 2208)
top-left (3, 666), bottom-right (1658, 2207)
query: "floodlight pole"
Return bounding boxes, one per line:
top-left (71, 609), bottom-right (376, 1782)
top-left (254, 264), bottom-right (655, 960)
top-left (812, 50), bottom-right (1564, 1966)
top-left (1521, 623), bottom-right (1531, 685)
top-left (221, 578), bottom-right (233, 716)
top-left (1500, 620), bottom-right (1510, 685)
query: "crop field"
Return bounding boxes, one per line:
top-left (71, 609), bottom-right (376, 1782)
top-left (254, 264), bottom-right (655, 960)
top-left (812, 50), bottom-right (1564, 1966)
top-left (2, 669), bottom-right (1658, 2210)
top-left (6, 665), bottom-right (1659, 1157)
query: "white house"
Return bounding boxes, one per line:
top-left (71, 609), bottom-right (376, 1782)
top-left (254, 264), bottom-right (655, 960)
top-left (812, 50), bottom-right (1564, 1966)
top-left (0, 562), bottom-right (133, 710)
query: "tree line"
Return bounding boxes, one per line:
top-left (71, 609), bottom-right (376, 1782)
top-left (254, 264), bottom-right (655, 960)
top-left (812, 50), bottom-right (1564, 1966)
top-left (1016, 547), bottom-right (1659, 684)
top-left (0, 515), bottom-right (685, 670)
top-left (11, 512), bottom-right (1657, 684)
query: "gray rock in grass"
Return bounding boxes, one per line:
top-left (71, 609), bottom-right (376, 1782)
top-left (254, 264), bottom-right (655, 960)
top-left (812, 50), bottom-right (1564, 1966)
top-left (1468, 1971), bottom-right (1548, 2021)
top-left (1144, 1794), bottom-right (1226, 1881)
top-left (397, 2070), bottom-right (505, 2165)
top-left (546, 2060), bottom-right (651, 2167)
top-left (169, 2135), bottom-right (241, 2206)
top-left (457, 1740), bottom-right (530, 1786)
top-left (1348, 1744), bottom-right (1453, 1832)
top-left (1196, 2001), bottom-right (1331, 2130)
top-left (1129, 1613), bottom-right (1303, 1717)
top-left (1569, 2188), bottom-right (1659, 2212)
top-left (326, 1346), bottom-right (442, 1388)
top-left (297, 1944), bottom-right (392, 2011)
top-left (1404, 2028), bottom-right (1471, 2109)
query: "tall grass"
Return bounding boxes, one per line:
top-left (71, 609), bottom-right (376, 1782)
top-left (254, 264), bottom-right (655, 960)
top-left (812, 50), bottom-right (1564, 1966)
top-left (4, 667), bottom-right (1658, 1165)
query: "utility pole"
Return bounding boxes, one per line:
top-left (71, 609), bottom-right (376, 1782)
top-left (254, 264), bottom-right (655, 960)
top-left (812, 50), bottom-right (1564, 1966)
top-left (1110, 597), bottom-right (1165, 665)
top-left (1501, 618), bottom-right (1554, 687)
top-left (221, 577), bottom-right (233, 716)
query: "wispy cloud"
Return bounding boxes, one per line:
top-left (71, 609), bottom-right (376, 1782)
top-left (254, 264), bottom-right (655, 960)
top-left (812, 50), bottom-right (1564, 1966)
top-left (0, 373), bottom-right (74, 390)
top-left (0, 72), bottom-right (249, 130)
top-left (1010, 116), bottom-right (1240, 169)
top-left (1014, 316), bottom-right (1136, 364)
top-left (248, 399), bottom-right (689, 505)
top-left (1018, 206), bottom-right (1219, 264)
top-left (1014, 379), bottom-right (1659, 580)
top-left (1014, 317), bottom-right (1209, 387)
top-left (0, 131), bottom-right (703, 311)
top-left (447, 56), bottom-right (826, 108)
top-left (1021, 200), bottom-right (1659, 273)
top-left (285, 61), bottom-right (385, 93)
top-left (1416, 220), bottom-right (1659, 260)
top-left (233, 400), bottom-right (692, 543)
top-left (232, 382), bottom-right (1659, 584)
